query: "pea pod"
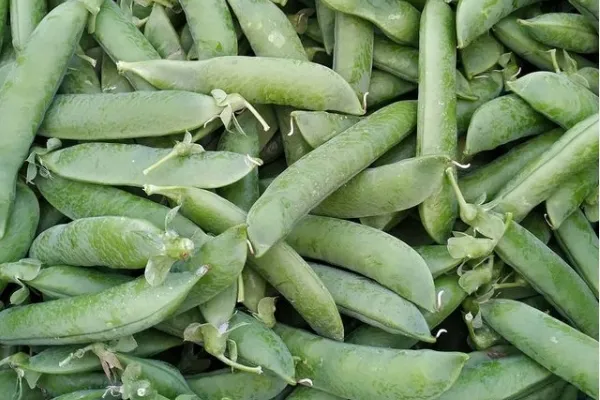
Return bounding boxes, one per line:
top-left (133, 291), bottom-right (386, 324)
top-left (51, 389), bottom-right (118, 400)
top-left (367, 69), bottom-right (417, 108)
top-left (143, 3), bottom-right (185, 60)
top-left (100, 53), bottom-right (133, 93)
top-left (372, 36), bottom-right (419, 83)
top-left (286, 387), bottom-right (343, 399)
top-left (520, 210), bottom-right (552, 244)
top-left (0, 270), bottom-right (206, 345)
top-left (0, 182), bottom-right (39, 264)
top-left (59, 49), bottom-right (102, 95)
top-left (156, 308), bottom-right (203, 338)
top-left (10, 0), bottom-right (47, 52)
top-left (278, 107), bottom-right (312, 166)
top-left (518, 13), bottom-right (598, 54)
top-left (315, 0), bottom-right (335, 54)
top-left (577, 67), bottom-right (599, 96)
top-left (457, 72), bottom-right (504, 133)
top-left (274, 323), bottom-right (468, 400)
top-left (372, 134), bottom-right (417, 167)
top-left (37, 373), bottom-right (112, 398)
top-left (460, 33), bottom-right (504, 79)
top-left (0, 0), bottom-right (6, 54)
top-left (186, 369), bottom-right (287, 400)
top-left (0, 370), bottom-right (44, 400)
top-left (247, 101), bottom-right (416, 256)
top-left (290, 111), bottom-right (360, 148)
top-left (415, 245), bottom-right (463, 278)
top-left (481, 299), bottom-right (599, 398)
top-left (117, 57), bottom-right (364, 115)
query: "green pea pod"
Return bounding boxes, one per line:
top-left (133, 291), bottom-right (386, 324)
top-left (0, 0), bottom-right (6, 54)
top-left (554, 209), bottom-right (599, 297)
top-left (359, 210), bottom-right (410, 232)
top-left (481, 299), bottom-right (599, 398)
top-left (315, 0), bottom-right (334, 55)
top-left (247, 101), bottom-right (416, 256)
top-left (129, 329), bottom-right (182, 357)
top-left (278, 107), bottom-right (313, 166)
top-left (59, 49), bottom-right (102, 95)
top-left (144, 185), bottom-right (344, 341)
top-left (286, 386), bottom-right (344, 399)
top-left (35, 174), bottom-right (202, 240)
top-left (507, 72), bottom-right (599, 129)
top-left (459, 128), bottom-right (562, 203)
top-left (37, 372), bottom-right (112, 398)
top-left (372, 36), bottom-right (419, 83)
top-left (39, 142), bottom-right (258, 190)
top-left (117, 57), bottom-right (364, 115)
top-left (366, 69), bottom-right (417, 108)
top-left (290, 110), bottom-right (361, 148)
top-left (332, 12), bottom-right (373, 99)
top-left (520, 210), bottom-right (551, 244)
top-left (287, 215), bottom-right (435, 311)
top-left (320, 0), bottom-right (419, 46)
top-left (313, 155), bottom-right (450, 218)
top-left (241, 268), bottom-right (268, 314)
top-left (144, 3), bottom-right (185, 60)
top-left (417, 0), bottom-right (457, 244)
top-left (310, 262), bottom-right (434, 341)
top-left (557, 385), bottom-right (579, 400)
top-left (372, 134), bottom-right (417, 166)
top-left (518, 13), bottom-right (598, 54)
top-left (186, 369), bottom-right (287, 400)
top-left (51, 389), bottom-right (119, 400)
top-left (460, 33), bottom-right (504, 79)
top-left (0, 370), bottom-right (44, 400)
top-left (577, 67), bottom-right (599, 96)
top-left (36, 200), bottom-right (67, 235)
top-left (457, 72), bottom-right (504, 134)
top-left (275, 323), bottom-right (468, 400)
top-left (0, 182), bottom-right (39, 264)
top-left (546, 163), bottom-right (598, 229)
top-left (414, 245), bottom-right (463, 278)
top-left (156, 308), bottom-right (203, 338)
top-left (100, 53), bottom-right (133, 93)
top-left (569, 0), bottom-right (598, 27)
top-left (0, 0), bottom-right (101, 239)
top-left (464, 94), bottom-right (555, 156)
top-left (93, 0), bottom-right (160, 91)
top-left (10, 0), bottom-right (47, 52)
top-left (0, 271), bottom-right (206, 345)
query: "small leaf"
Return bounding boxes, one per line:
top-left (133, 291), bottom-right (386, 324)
top-left (22, 370), bottom-right (41, 389)
top-left (145, 256), bottom-right (175, 286)
top-left (227, 339), bottom-right (238, 363)
top-left (112, 335), bottom-right (138, 353)
top-left (9, 286), bottom-right (30, 306)
top-left (164, 205), bottom-right (182, 231)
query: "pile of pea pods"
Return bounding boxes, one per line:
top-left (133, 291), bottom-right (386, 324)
top-left (0, 0), bottom-right (598, 399)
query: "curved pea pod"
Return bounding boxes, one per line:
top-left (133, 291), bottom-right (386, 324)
top-left (492, 114), bottom-right (599, 221)
top-left (241, 268), bottom-right (268, 314)
top-left (275, 323), bottom-right (468, 400)
top-left (310, 262), bottom-right (434, 342)
top-left (372, 36), bottom-right (418, 83)
top-left (315, 0), bottom-right (334, 55)
top-left (518, 13), bottom-right (598, 54)
top-left (287, 215), bottom-right (435, 311)
top-left (39, 91), bottom-right (226, 140)
top-left (290, 111), bottom-right (360, 149)
top-left (59, 50), bottom-right (102, 95)
top-left (312, 155), bottom-right (450, 218)
top-left (247, 101), bottom-right (417, 256)
top-left (0, 370), bottom-right (44, 400)
top-left (460, 34), bottom-right (504, 79)
top-left (35, 174), bottom-right (202, 240)
top-left (0, 270), bottom-right (206, 345)
top-left (554, 209), bottom-right (599, 297)
top-left (438, 345), bottom-right (554, 400)
top-left (457, 72), bottom-right (504, 134)
top-left (372, 134), bottom-right (417, 167)
top-left (415, 245), bottom-right (463, 278)
top-left (11, 0), bottom-right (46, 51)
top-left (507, 72), bottom-right (599, 129)
top-left (143, 4), bottom-right (184, 60)
top-left (277, 107), bottom-right (313, 166)
top-left (366, 69), bottom-right (417, 108)
top-left (320, 0), bottom-right (419, 46)
top-left (37, 372), bottom-right (112, 398)
top-left (286, 387), bottom-right (344, 399)
top-left (117, 57), bottom-right (364, 115)
top-left (186, 369), bottom-right (287, 400)
top-left (481, 299), bottom-right (599, 398)
top-left (144, 185), bottom-right (344, 341)
top-left (0, 182), bottom-right (39, 264)
top-left (101, 54), bottom-right (133, 93)
top-left (39, 142), bottom-right (258, 190)
top-left (464, 94), bottom-right (555, 156)
top-left (545, 163), bottom-right (598, 229)
top-left (0, 0), bottom-right (101, 239)
top-left (460, 128), bottom-right (562, 203)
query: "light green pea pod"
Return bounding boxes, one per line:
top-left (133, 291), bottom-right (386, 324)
top-left (366, 69), bottom-right (417, 108)
top-left (457, 71), bottom-right (504, 134)
top-left (332, 12), bottom-right (373, 100)
top-left (37, 372), bottom-right (113, 398)
top-left (310, 262), bottom-right (434, 342)
top-left (315, 0), bottom-right (334, 54)
top-left (372, 36), bottom-right (419, 83)
top-left (186, 369), bottom-right (287, 400)
top-left (180, 0), bottom-right (237, 60)
top-left (10, 0), bottom-right (47, 52)
top-left (241, 268), bottom-right (268, 314)
top-left (0, 182), bottom-right (39, 264)
top-left (456, 70), bottom-right (478, 100)
top-left (100, 52), bottom-right (133, 93)
top-left (286, 386), bottom-right (344, 399)
top-left (278, 107), bottom-right (313, 166)
top-left (359, 210), bottom-right (410, 232)
top-left (144, 3), bottom-right (185, 60)
top-left (577, 67), bottom-right (599, 96)
top-left (481, 299), bottom-right (599, 399)
top-left (414, 245), bottom-right (463, 278)
top-left (518, 13), bottom-right (598, 54)
top-left (460, 33), bottom-right (504, 79)
top-left (320, 0), bottom-right (420, 46)
top-left (59, 48), bottom-right (102, 94)
top-left (464, 94), bottom-right (555, 156)
top-left (290, 110), bottom-right (361, 148)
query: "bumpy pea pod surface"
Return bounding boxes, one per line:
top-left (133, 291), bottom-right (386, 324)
top-left (186, 369), bottom-right (287, 400)
top-left (291, 110), bottom-right (361, 148)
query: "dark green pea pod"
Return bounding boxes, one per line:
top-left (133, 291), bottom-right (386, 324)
top-left (287, 215), bottom-right (435, 311)
top-left (456, 70), bottom-right (478, 101)
top-left (464, 94), bottom-right (556, 156)
top-left (460, 33), bottom-right (504, 79)
top-left (37, 372), bottom-right (112, 398)
top-left (569, 0), bottom-right (598, 28)
top-left (117, 57), bottom-right (364, 115)
top-left (0, 0), bottom-right (6, 53)
top-left (457, 72), bottom-right (504, 134)
top-left (277, 107), bottom-right (313, 166)
top-left (59, 49), bottom-right (102, 95)
top-left (0, 369), bottom-right (44, 400)
top-left (310, 262), bottom-right (434, 342)
top-left (186, 369), bottom-right (287, 400)
top-left (37, 200), bottom-right (67, 235)
top-left (144, 185), bottom-right (344, 341)
top-left (366, 69), bottom-right (417, 108)
top-left (577, 67), bottom-right (599, 96)
top-left (414, 245), bottom-right (463, 278)
top-left (372, 36), bottom-right (418, 83)
top-left (315, 0), bottom-right (334, 54)
top-left (51, 389), bottom-right (120, 399)
top-left (129, 329), bottom-right (182, 357)
top-left (481, 299), bottom-right (599, 398)
top-left (275, 323), bottom-right (468, 400)
top-left (518, 13), bottom-right (598, 54)
top-left (0, 270), bottom-right (207, 345)
top-left (371, 134), bottom-right (416, 167)
top-left (520, 211), bottom-right (551, 244)
top-left (583, 188), bottom-right (599, 222)
top-left (557, 385), bottom-right (579, 400)
top-left (286, 386), bottom-right (344, 399)
top-left (0, 182), bottom-right (39, 264)
top-left (100, 53), bottom-right (133, 93)
top-left (313, 155), bottom-right (450, 218)
top-left (156, 308), bottom-right (203, 338)
top-left (144, 3), bottom-right (185, 60)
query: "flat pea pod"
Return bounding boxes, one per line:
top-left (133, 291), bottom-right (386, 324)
top-left (144, 185), bottom-right (344, 341)
top-left (0, 182), bottom-right (40, 264)
top-left (39, 91), bottom-right (223, 140)
top-left (51, 389), bottom-right (119, 400)
top-left (0, 271), bottom-right (205, 345)
top-left (39, 142), bottom-right (258, 189)
top-left (372, 36), bottom-right (419, 83)
top-left (569, 0), bottom-right (599, 28)
top-left (117, 57), bottom-right (364, 115)
top-left (460, 33), bottom-right (504, 79)
top-left (37, 372), bottom-right (112, 398)
top-left (506, 71), bottom-right (599, 129)
top-left (0, 0), bottom-right (100, 239)
top-left (481, 299), bottom-right (599, 398)
top-left (554, 208), bottom-right (599, 297)
top-left (310, 262), bottom-right (434, 341)
top-left (366, 68), bottom-right (417, 108)
top-left (464, 94), bottom-right (555, 156)
top-left (186, 369), bottom-right (287, 400)
top-left (35, 174), bottom-right (202, 240)
top-left (100, 53), bottom-right (133, 93)
top-left (286, 387), bottom-right (344, 399)
top-left (414, 245), bottom-right (463, 278)
top-left (143, 3), bottom-right (185, 60)
top-left (275, 323), bottom-right (468, 400)
top-left (278, 107), bottom-right (313, 166)
top-left (417, 0), bottom-right (457, 244)
top-left (286, 215), bottom-right (435, 311)
top-left (9, 0), bottom-right (47, 52)
top-left (438, 345), bottom-right (554, 400)
top-left (577, 67), bottom-right (599, 96)
top-left (518, 13), bottom-right (598, 54)
top-left (247, 101), bottom-right (416, 256)
top-left (312, 155), bottom-right (450, 218)
top-left (92, 0), bottom-right (160, 91)
top-left (332, 12), bottom-right (373, 99)
top-left (457, 71), bottom-right (504, 134)
top-left (315, 0), bottom-right (335, 55)
top-left (320, 0), bottom-right (420, 46)
top-left (59, 51), bottom-right (103, 95)
top-left (0, 370), bottom-right (44, 400)
top-left (290, 110), bottom-right (361, 148)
